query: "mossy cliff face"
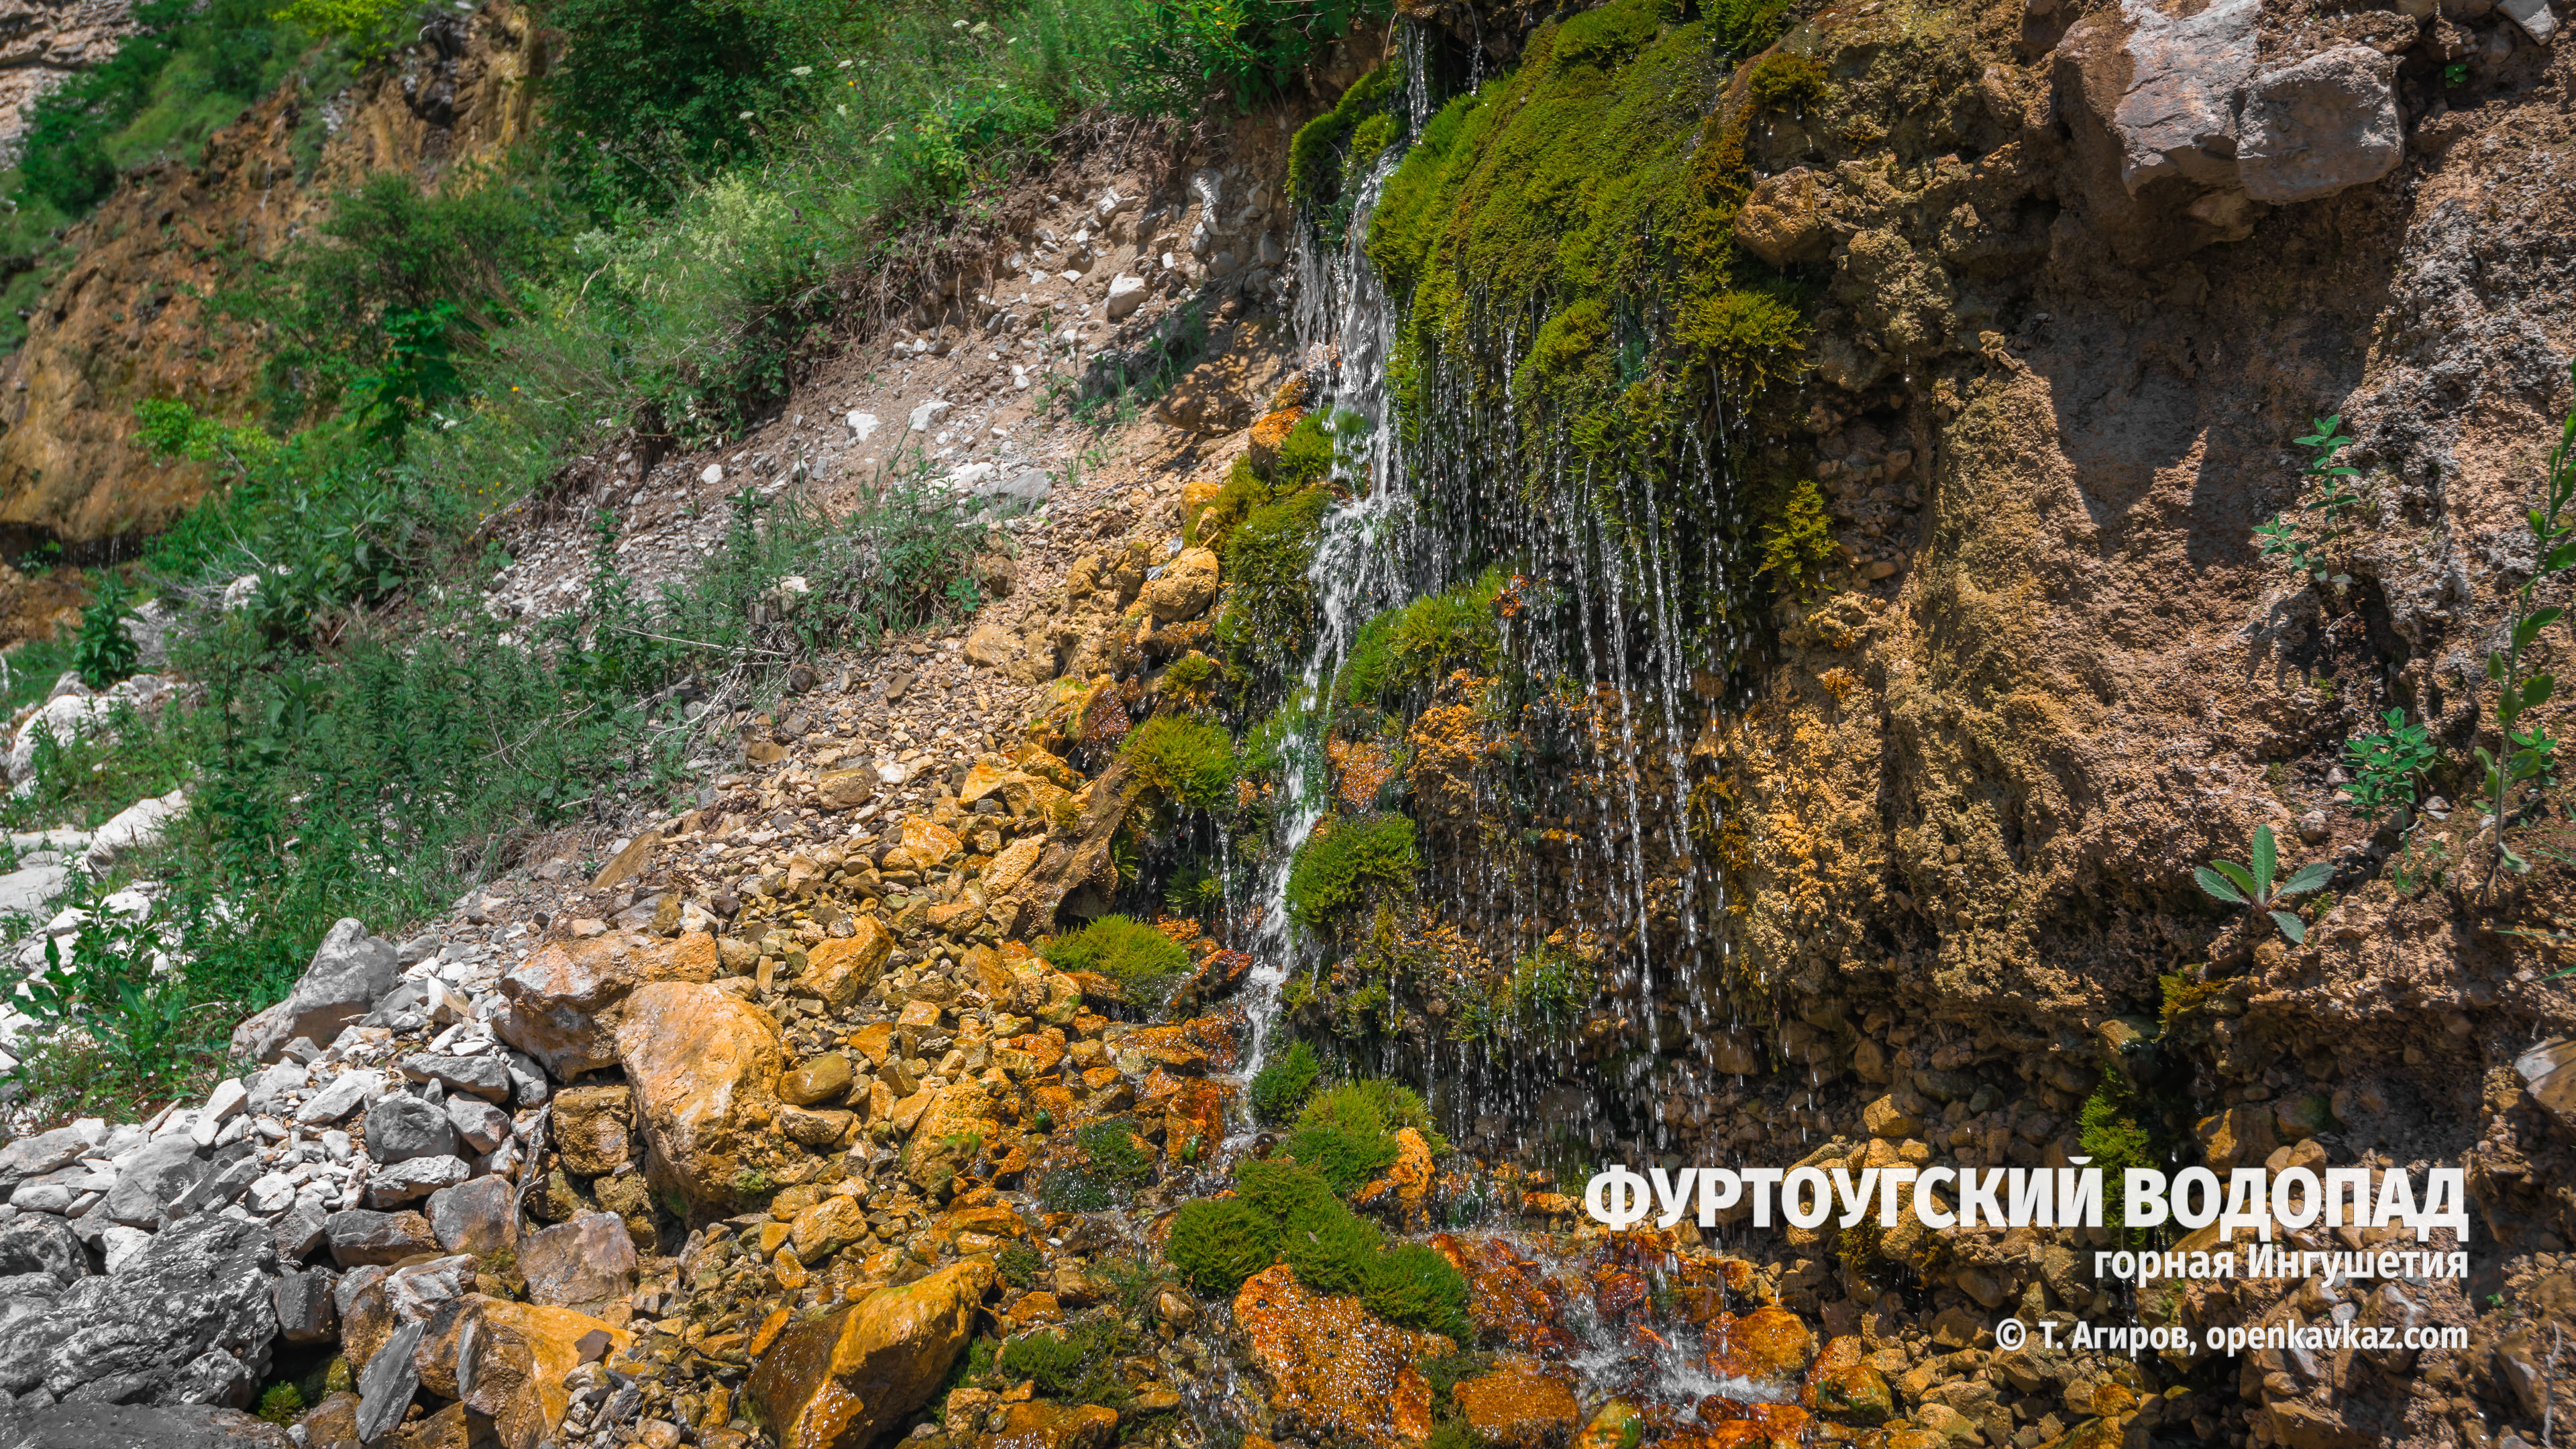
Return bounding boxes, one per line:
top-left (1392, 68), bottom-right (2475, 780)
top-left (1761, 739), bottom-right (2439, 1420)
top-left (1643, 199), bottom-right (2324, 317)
top-left (1248, 1), bottom-right (2576, 1432)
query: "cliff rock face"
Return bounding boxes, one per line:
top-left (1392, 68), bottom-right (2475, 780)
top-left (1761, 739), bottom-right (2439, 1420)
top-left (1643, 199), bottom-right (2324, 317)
top-left (0, 2), bottom-right (539, 547)
top-left (0, 0), bottom-right (131, 165)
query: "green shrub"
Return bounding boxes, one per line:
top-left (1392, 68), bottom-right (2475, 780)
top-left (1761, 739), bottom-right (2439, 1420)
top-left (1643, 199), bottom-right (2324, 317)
top-left (1038, 916), bottom-right (1193, 1006)
top-left (1115, 0), bottom-right (1393, 117)
top-left (1285, 814), bottom-right (1418, 928)
top-left (1122, 715), bottom-right (1237, 811)
top-left (1164, 1199), bottom-right (1282, 1293)
top-left (1248, 1039), bottom-right (1322, 1124)
top-left (1744, 52), bottom-right (1830, 111)
top-left (70, 576), bottom-right (140, 690)
top-left (256, 1382), bottom-right (305, 1427)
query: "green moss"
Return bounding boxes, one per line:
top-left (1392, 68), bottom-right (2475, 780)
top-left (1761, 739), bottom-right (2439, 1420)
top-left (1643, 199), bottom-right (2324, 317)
top-left (998, 1320), bottom-right (1126, 1401)
top-left (1277, 1122), bottom-right (1401, 1194)
top-left (1288, 61), bottom-right (1399, 240)
top-left (1297, 1078), bottom-right (1444, 1150)
top-left (1213, 1155), bottom-right (1468, 1336)
top-left (2078, 1064), bottom-right (2157, 1231)
top-left (1332, 570), bottom-right (1507, 710)
top-left (997, 1242), bottom-right (1043, 1287)
top-left (1234, 1155), bottom-right (1342, 1220)
top-left (1362, 0), bottom-right (1807, 666)
top-left (1249, 1038), bottom-right (1323, 1124)
top-left (1281, 1196), bottom-right (1387, 1289)
top-left (257, 1383), bottom-right (305, 1427)
top-left (1038, 915), bottom-right (1193, 1006)
top-left (1218, 483), bottom-right (1334, 669)
top-left (1286, 813), bottom-right (1418, 929)
top-left (1745, 51), bottom-right (1831, 111)
top-left (1271, 411), bottom-right (1338, 486)
top-left (1122, 715), bottom-right (1237, 811)
top-left (1038, 1119), bottom-right (1157, 1213)
top-left (1358, 1242), bottom-right (1472, 1339)
top-left (1756, 478), bottom-right (1839, 593)
top-left (1165, 1198), bottom-right (1283, 1293)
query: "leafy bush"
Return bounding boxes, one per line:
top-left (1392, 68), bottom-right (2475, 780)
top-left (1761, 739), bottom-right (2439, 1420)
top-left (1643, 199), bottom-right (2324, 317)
top-left (1285, 814), bottom-right (1418, 928)
top-left (1248, 1038), bottom-right (1322, 1124)
top-left (1122, 716), bottom-right (1237, 811)
top-left (70, 576), bottom-right (140, 690)
top-left (270, 0), bottom-right (411, 55)
top-left (1116, 0), bottom-right (1393, 117)
top-left (1038, 916), bottom-right (1193, 1006)
top-left (1164, 1199), bottom-right (1281, 1293)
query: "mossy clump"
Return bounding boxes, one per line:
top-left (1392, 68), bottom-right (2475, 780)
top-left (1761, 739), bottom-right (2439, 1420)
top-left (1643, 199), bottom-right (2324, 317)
top-left (1218, 482), bottom-right (1334, 669)
top-left (1164, 1156), bottom-right (1469, 1336)
top-left (1745, 51), bottom-right (1831, 111)
top-left (1277, 1077), bottom-right (1449, 1193)
top-left (1122, 714), bottom-right (1237, 812)
top-left (997, 1241), bottom-right (1043, 1287)
top-left (1285, 813), bottom-right (1418, 929)
top-left (1165, 1197), bottom-right (1284, 1293)
top-left (1249, 1038), bottom-right (1323, 1123)
top-left (1038, 915), bottom-right (1193, 1006)
top-left (998, 1319), bottom-right (1126, 1401)
top-left (1336, 570), bottom-right (1507, 711)
top-left (1756, 478), bottom-right (1839, 593)
top-left (1038, 1118), bottom-right (1158, 1212)
top-left (1289, 60), bottom-right (1398, 226)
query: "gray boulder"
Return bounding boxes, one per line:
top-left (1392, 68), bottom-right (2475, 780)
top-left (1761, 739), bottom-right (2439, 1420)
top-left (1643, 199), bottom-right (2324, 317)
top-left (360, 1093), bottom-right (455, 1166)
top-left (518, 1212), bottom-right (637, 1317)
top-left (0, 1401), bottom-right (292, 1447)
top-left (399, 1053), bottom-right (511, 1103)
top-left (290, 1069), bottom-right (376, 1128)
top-left (227, 920), bottom-right (400, 1063)
top-left (99, 1138), bottom-right (205, 1230)
top-left (362, 1156), bottom-right (470, 1208)
top-left (0, 1130), bottom-right (90, 1197)
top-left (323, 1210), bottom-right (438, 1269)
top-left (269, 1269), bottom-right (335, 1346)
top-left (0, 1214), bottom-right (279, 1409)
top-left (0, 1216), bottom-right (89, 1286)
top-left (2237, 46), bottom-right (2401, 204)
top-left (423, 1177), bottom-right (514, 1257)
top-left (352, 1320), bottom-right (423, 1444)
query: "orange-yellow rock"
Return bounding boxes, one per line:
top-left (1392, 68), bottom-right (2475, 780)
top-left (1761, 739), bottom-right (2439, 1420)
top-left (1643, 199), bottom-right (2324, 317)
top-left (496, 930), bottom-right (721, 1077)
top-left (1234, 1264), bottom-right (1452, 1449)
top-left (981, 1400), bottom-right (1118, 1449)
top-left (800, 920), bottom-right (894, 1010)
top-left (900, 817), bottom-right (963, 865)
top-left (749, 1262), bottom-right (995, 1449)
top-left (1705, 1306), bottom-right (1817, 1383)
top-left (615, 981), bottom-right (784, 1212)
top-left (1453, 1362), bottom-right (1580, 1448)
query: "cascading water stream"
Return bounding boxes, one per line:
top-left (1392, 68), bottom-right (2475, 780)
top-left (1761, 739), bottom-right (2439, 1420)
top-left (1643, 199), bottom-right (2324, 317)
top-left (1228, 150), bottom-right (1412, 1130)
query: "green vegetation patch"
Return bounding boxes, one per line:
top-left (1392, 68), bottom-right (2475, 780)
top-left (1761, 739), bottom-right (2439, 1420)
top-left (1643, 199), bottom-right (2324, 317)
top-left (1285, 814), bottom-right (1419, 930)
top-left (1037, 916), bottom-right (1194, 1006)
top-left (1336, 569), bottom-right (1507, 710)
top-left (1248, 1038), bottom-right (1323, 1124)
top-left (1121, 715), bottom-right (1238, 812)
top-left (1161, 1156), bottom-right (1468, 1335)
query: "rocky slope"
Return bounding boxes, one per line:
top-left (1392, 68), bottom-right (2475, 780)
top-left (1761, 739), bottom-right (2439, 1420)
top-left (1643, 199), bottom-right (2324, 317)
top-left (0, 0), bottom-right (129, 165)
top-left (0, 0), bottom-right (2573, 1448)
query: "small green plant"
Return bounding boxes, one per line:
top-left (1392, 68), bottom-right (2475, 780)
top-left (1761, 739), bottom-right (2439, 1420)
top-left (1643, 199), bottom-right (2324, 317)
top-left (2194, 823), bottom-right (2334, 942)
top-left (1248, 1038), bottom-right (1322, 1124)
top-left (996, 1242), bottom-right (1043, 1287)
top-left (2390, 833), bottom-right (2452, 898)
top-left (1757, 479), bottom-right (1839, 594)
top-left (256, 1382), bottom-right (305, 1427)
top-left (1036, 916), bottom-right (1193, 1006)
top-left (2341, 709), bottom-right (2438, 822)
top-left (1122, 715), bottom-right (1238, 812)
top-left (2255, 417), bottom-right (2363, 585)
top-left (70, 576), bottom-right (140, 690)
top-left (2477, 362), bottom-right (2576, 887)
top-left (1163, 1198), bottom-right (1282, 1293)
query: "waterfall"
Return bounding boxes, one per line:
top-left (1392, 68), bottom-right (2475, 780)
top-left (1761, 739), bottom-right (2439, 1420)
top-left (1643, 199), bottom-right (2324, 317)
top-left (1231, 150), bottom-right (1413, 1119)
